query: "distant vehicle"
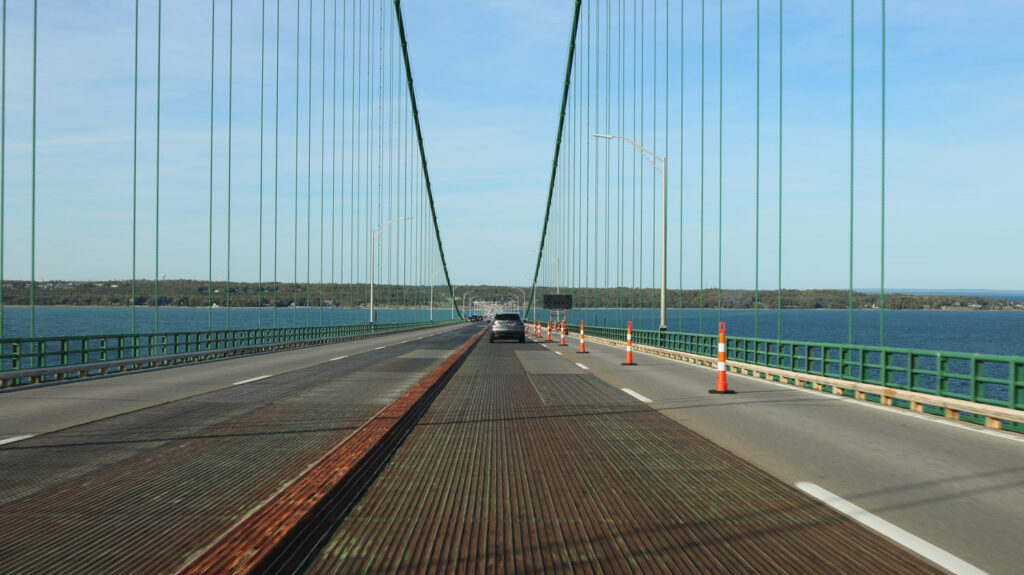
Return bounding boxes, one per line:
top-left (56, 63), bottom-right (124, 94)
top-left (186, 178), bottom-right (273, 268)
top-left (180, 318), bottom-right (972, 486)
top-left (490, 312), bottom-right (525, 343)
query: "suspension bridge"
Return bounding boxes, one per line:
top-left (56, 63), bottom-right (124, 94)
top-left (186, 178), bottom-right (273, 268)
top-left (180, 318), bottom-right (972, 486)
top-left (0, 1), bottom-right (1021, 573)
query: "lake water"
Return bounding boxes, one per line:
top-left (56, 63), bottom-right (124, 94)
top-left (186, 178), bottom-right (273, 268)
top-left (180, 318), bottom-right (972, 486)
top-left (535, 308), bottom-right (1024, 358)
top-left (0, 306), bottom-right (1022, 358)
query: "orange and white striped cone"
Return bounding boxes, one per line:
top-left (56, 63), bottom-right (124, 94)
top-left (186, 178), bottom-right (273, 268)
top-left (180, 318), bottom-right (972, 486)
top-left (621, 321), bottom-right (636, 366)
top-left (709, 322), bottom-right (736, 394)
top-left (546, 321), bottom-right (552, 342)
top-left (577, 320), bottom-right (588, 354)
top-left (559, 321), bottom-right (567, 346)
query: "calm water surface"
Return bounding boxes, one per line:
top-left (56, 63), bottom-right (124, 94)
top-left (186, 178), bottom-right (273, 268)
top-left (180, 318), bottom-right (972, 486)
top-left (1, 306), bottom-right (1022, 358)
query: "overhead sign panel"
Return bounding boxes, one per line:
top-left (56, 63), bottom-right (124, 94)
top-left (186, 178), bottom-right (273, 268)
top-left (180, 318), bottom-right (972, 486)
top-left (543, 294), bottom-right (573, 310)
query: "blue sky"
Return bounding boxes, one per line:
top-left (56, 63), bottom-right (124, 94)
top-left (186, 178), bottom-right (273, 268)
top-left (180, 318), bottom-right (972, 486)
top-left (1, 0), bottom-right (1022, 291)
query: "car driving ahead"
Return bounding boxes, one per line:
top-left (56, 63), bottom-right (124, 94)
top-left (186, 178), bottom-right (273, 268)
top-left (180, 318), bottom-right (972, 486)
top-left (489, 312), bottom-right (526, 343)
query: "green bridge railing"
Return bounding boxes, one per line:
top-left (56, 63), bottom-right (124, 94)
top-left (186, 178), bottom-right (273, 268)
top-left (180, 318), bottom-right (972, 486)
top-left (570, 325), bottom-right (1024, 418)
top-left (0, 320), bottom-right (461, 377)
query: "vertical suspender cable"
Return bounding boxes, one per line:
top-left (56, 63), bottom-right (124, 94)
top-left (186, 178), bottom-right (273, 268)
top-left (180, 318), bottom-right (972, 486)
top-left (227, 0), bottom-right (234, 327)
top-left (0, 0), bottom-right (4, 338)
top-left (272, 0), bottom-right (280, 325)
top-left (626, 0), bottom-right (634, 319)
top-left (849, 0), bottom-right (855, 344)
top-left (258, 0), bottom-right (265, 329)
top-left (317, 0), bottom-right (321, 325)
top-left (155, 0), bottom-right (162, 333)
top-left (585, 2), bottom-right (590, 316)
top-left (618, 0), bottom-right (623, 325)
top-left (778, 0), bottom-right (783, 342)
top-left (699, 0), bottom-right (704, 334)
top-left (208, 0), bottom-right (215, 330)
top-left (664, 0), bottom-right (668, 328)
top-left (274, 0), bottom-right (280, 326)
top-left (130, 0), bottom-right (138, 334)
top-left (679, 0), bottom-right (684, 330)
top-left (653, 0), bottom-right (657, 314)
top-left (718, 0), bottom-right (723, 323)
top-left (331, 0), bottom-right (337, 324)
top-left (605, 0), bottom-right (610, 311)
top-left (320, 0), bottom-right (325, 325)
top-left (294, 0), bottom-right (299, 326)
top-left (639, 0), bottom-right (644, 324)
top-left (525, 0), bottom-right (581, 316)
top-left (880, 0), bottom-right (886, 345)
top-left (30, 0), bottom-right (37, 338)
top-left (755, 0), bottom-right (760, 338)
top-left (306, 0), bottom-right (312, 325)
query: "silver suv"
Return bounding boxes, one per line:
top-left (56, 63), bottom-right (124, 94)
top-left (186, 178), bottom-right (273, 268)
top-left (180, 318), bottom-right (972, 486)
top-left (490, 312), bottom-right (526, 343)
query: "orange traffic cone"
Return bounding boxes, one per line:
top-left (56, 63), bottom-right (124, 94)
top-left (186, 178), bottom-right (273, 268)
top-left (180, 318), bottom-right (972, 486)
top-left (709, 322), bottom-right (736, 394)
top-left (622, 321), bottom-right (636, 366)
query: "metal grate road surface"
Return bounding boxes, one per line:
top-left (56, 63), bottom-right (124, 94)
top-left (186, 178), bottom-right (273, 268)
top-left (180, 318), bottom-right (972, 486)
top-left (304, 340), bottom-right (942, 574)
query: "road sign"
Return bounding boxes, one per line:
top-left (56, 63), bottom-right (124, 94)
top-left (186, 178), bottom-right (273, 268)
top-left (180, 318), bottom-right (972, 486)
top-left (543, 294), bottom-right (573, 310)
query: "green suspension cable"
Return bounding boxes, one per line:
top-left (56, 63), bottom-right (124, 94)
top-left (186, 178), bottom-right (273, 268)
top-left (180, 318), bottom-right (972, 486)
top-left (319, 0), bottom-right (325, 326)
top-left (131, 0), bottom-right (138, 334)
top-left (651, 0), bottom-right (659, 317)
top-left (880, 0), bottom-right (886, 346)
top-left (293, 0), bottom-right (299, 327)
top-left (274, 0), bottom-right (280, 327)
top-left (208, 0), bottom-right (215, 330)
top-left (0, 0), bottom-right (5, 339)
top-left (31, 0), bottom-right (37, 339)
top-left (778, 0), bottom-right (783, 342)
top-left (526, 0), bottom-right (581, 316)
top-left (331, 0), bottom-right (337, 324)
top-left (755, 0), bottom-right (760, 339)
top-left (155, 0), bottom-right (162, 333)
top-left (618, 0), bottom-right (623, 324)
top-left (700, 0), bottom-right (704, 334)
top-left (258, 0), bottom-right (265, 329)
top-left (718, 0), bottom-right (722, 324)
top-left (639, 0), bottom-right (644, 325)
top-left (393, 0), bottom-right (461, 316)
top-left (306, 0), bottom-right (312, 326)
top-left (679, 0), bottom-right (684, 330)
top-left (227, 0), bottom-right (234, 327)
top-left (849, 0), bottom-right (855, 345)
top-left (585, 1), bottom-right (590, 318)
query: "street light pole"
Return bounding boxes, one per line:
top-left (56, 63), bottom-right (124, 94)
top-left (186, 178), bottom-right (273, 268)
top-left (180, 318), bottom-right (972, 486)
top-left (370, 217), bottom-right (411, 324)
top-left (594, 134), bottom-right (669, 331)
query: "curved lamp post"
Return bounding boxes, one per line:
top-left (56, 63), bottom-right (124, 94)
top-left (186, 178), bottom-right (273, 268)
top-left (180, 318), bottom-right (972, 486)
top-left (594, 133), bottom-right (668, 331)
top-left (370, 217), bottom-right (411, 324)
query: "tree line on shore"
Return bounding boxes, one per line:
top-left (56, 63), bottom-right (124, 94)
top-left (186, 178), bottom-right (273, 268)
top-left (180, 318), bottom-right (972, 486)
top-left (1, 280), bottom-right (1019, 311)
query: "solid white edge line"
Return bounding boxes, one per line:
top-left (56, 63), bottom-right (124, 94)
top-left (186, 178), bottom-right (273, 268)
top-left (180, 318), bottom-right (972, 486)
top-left (621, 388), bottom-right (653, 403)
top-left (796, 482), bottom-right (986, 575)
top-left (232, 375), bottom-right (271, 386)
top-left (0, 435), bottom-right (34, 446)
top-left (575, 362), bottom-right (589, 370)
top-left (329, 355), bottom-right (348, 361)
